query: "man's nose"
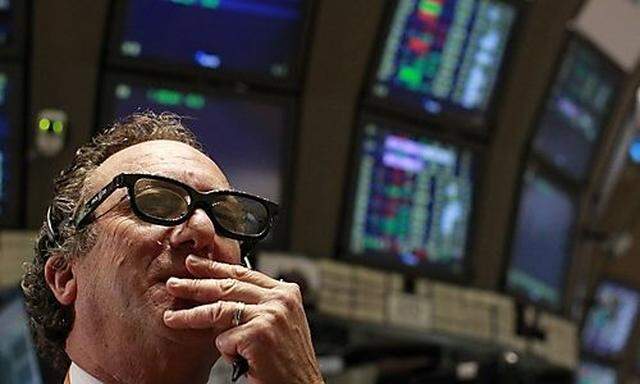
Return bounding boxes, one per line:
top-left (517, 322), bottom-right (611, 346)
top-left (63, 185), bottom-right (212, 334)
top-left (168, 208), bottom-right (217, 257)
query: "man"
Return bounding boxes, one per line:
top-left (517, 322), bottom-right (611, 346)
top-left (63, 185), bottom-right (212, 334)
top-left (22, 112), bottom-right (324, 384)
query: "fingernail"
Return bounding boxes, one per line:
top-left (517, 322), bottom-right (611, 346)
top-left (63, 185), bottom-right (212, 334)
top-left (167, 277), bottom-right (180, 287)
top-left (164, 310), bottom-right (174, 321)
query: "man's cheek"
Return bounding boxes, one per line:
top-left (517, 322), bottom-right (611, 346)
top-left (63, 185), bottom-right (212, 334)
top-left (130, 223), bottom-right (169, 250)
top-left (114, 223), bottom-right (166, 265)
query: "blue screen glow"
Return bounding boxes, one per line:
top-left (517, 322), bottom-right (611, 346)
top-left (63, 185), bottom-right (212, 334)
top-left (115, 0), bottom-right (307, 82)
top-left (582, 281), bottom-right (640, 358)
top-left (0, 72), bottom-right (11, 220)
top-left (0, 0), bottom-right (13, 47)
top-left (506, 170), bottom-right (576, 308)
top-left (0, 293), bottom-right (43, 384)
top-left (576, 362), bottom-right (616, 384)
top-left (629, 137), bottom-right (640, 164)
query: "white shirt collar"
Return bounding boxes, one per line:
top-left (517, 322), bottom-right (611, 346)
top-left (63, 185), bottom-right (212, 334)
top-left (69, 362), bottom-right (104, 384)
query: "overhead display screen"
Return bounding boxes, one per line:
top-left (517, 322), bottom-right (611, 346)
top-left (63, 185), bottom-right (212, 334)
top-left (0, 292), bottom-right (43, 384)
top-left (368, 0), bottom-right (518, 127)
top-left (101, 74), bottom-right (293, 204)
top-left (505, 169), bottom-right (576, 308)
top-left (343, 114), bottom-right (476, 277)
top-left (582, 281), bottom-right (640, 358)
top-left (576, 361), bottom-right (617, 384)
top-left (0, 0), bottom-right (13, 47)
top-left (0, 72), bottom-right (11, 219)
top-left (626, 101), bottom-right (640, 165)
top-left (111, 0), bottom-right (310, 85)
top-left (0, 65), bottom-right (23, 228)
top-left (0, 0), bottom-right (28, 59)
top-left (532, 37), bottom-right (622, 181)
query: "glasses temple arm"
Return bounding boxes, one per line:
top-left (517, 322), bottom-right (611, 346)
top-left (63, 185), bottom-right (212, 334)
top-left (74, 175), bottom-right (125, 228)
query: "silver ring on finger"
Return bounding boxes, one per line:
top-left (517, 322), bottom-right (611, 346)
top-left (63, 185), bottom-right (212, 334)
top-left (233, 302), bottom-right (246, 327)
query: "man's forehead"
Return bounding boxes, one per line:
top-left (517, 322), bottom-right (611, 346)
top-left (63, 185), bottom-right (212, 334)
top-left (88, 140), bottom-right (229, 191)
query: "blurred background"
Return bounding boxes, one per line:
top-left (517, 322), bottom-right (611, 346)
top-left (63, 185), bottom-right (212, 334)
top-left (1, 0), bottom-right (640, 382)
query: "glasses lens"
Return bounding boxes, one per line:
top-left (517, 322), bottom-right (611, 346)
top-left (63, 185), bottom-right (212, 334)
top-left (211, 195), bottom-right (269, 236)
top-left (133, 178), bottom-right (191, 221)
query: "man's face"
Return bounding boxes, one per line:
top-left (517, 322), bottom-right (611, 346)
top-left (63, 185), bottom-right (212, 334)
top-left (71, 140), bottom-right (241, 355)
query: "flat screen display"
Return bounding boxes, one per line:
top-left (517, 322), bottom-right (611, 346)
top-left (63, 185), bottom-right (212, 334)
top-left (0, 0), bottom-right (14, 47)
top-left (343, 114), bottom-right (476, 277)
top-left (101, 74), bottom-right (294, 204)
top-left (0, 0), bottom-right (27, 58)
top-left (505, 169), bottom-right (576, 308)
top-left (368, 0), bottom-right (518, 127)
top-left (629, 135), bottom-right (640, 164)
top-left (0, 292), bottom-right (43, 384)
top-left (576, 361), bottom-right (617, 384)
top-left (0, 64), bottom-right (23, 228)
top-left (532, 37), bottom-right (622, 181)
top-left (0, 0), bottom-right (28, 59)
top-left (111, 0), bottom-right (310, 85)
top-left (626, 98), bottom-right (640, 164)
top-left (582, 281), bottom-right (640, 358)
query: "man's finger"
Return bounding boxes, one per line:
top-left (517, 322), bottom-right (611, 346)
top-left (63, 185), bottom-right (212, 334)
top-left (163, 301), bottom-right (258, 330)
top-left (215, 323), bottom-right (249, 357)
top-left (166, 277), bottom-right (269, 304)
top-left (185, 256), bottom-right (278, 288)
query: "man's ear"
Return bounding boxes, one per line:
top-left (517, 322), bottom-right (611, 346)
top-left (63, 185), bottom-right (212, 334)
top-left (44, 255), bottom-right (77, 306)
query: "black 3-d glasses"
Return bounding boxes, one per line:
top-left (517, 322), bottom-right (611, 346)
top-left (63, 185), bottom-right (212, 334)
top-left (73, 173), bottom-right (279, 242)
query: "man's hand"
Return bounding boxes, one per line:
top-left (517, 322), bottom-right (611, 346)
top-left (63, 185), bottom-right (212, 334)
top-left (163, 255), bottom-right (324, 384)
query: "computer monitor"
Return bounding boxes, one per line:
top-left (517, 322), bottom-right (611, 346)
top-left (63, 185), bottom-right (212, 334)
top-left (99, 72), bottom-right (296, 246)
top-left (0, 0), bottom-right (27, 59)
top-left (576, 361), bottom-right (617, 384)
top-left (627, 97), bottom-right (640, 164)
top-left (108, 0), bottom-right (313, 87)
top-left (505, 166), bottom-right (577, 309)
top-left (0, 63), bottom-right (24, 228)
top-left (365, 0), bottom-right (520, 131)
top-left (581, 281), bottom-right (640, 359)
top-left (0, 289), bottom-right (43, 384)
top-left (629, 135), bottom-right (640, 165)
top-left (532, 35), bottom-right (623, 181)
top-left (340, 113), bottom-right (478, 279)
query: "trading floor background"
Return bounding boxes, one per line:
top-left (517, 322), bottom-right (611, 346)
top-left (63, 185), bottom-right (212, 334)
top-left (1, 0), bottom-right (640, 383)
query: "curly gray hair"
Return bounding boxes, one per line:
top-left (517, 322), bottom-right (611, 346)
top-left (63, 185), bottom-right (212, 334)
top-left (21, 111), bottom-right (202, 373)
